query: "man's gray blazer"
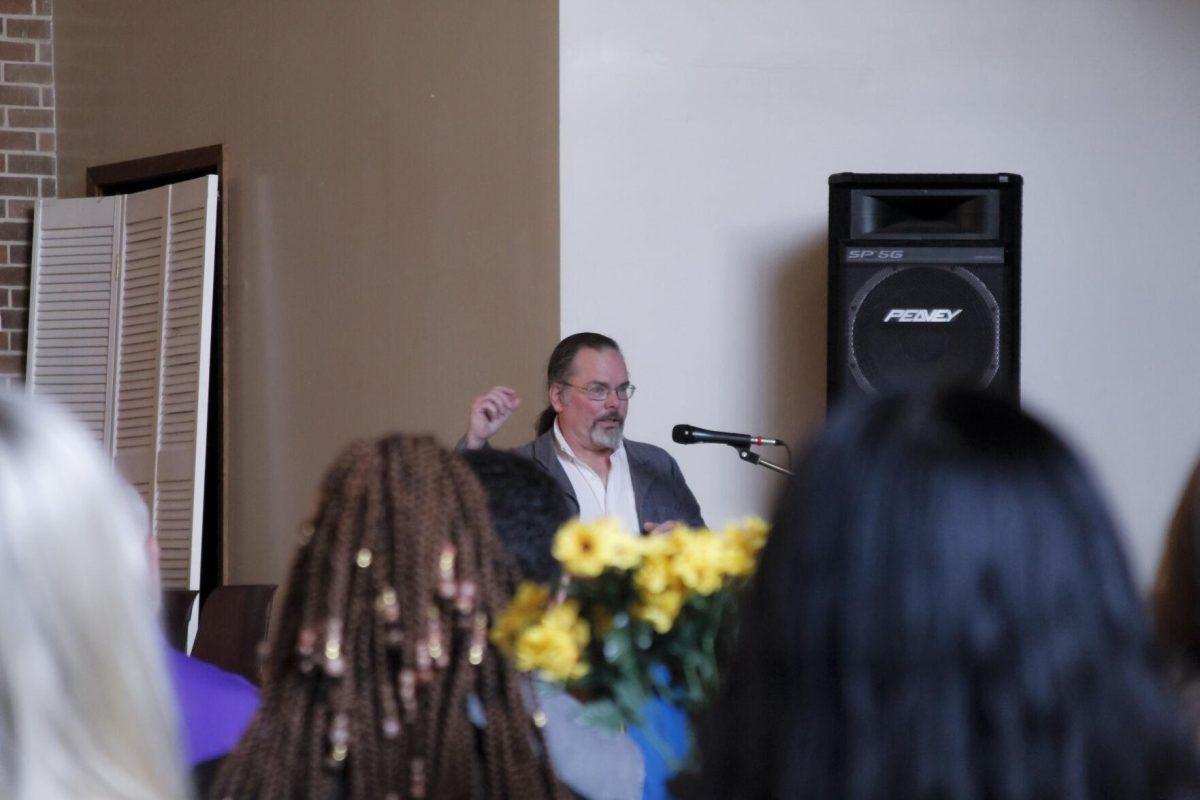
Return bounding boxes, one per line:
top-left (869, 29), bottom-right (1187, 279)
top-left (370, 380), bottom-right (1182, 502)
top-left (510, 430), bottom-right (705, 531)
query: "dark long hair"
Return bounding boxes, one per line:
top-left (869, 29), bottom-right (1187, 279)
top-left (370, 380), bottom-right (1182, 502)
top-left (691, 391), bottom-right (1200, 800)
top-left (1154, 457), bottom-right (1200, 674)
top-left (211, 435), bottom-right (567, 800)
top-left (462, 448), bottom-right (571, 585)
top-left (534, 332), bottom-right (620, 437)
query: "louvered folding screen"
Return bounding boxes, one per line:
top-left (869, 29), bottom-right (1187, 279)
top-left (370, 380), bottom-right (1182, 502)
top-left (28, 176), bottom-right (218, 594)
top-left (155, 178), bottom-right (216, 591)
top-left (26, 196), bottom-right (121, 449)
top-left (114, 187), bottom-right (166, 518)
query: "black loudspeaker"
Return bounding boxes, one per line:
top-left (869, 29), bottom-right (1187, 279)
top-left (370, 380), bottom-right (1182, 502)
top-left (827, 173), bottom-right (1022, 404)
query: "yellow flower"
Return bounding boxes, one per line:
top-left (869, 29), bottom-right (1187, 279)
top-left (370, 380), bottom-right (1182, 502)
top-left (736, 516), bottom-right (770, 551)
top-left (553, 519), bottom-right (609, 577)
top-left (719, 516), bottom-right (770, 577)
top-left (514, 623), bottom-right (585, 681)
top-left (634, 587), bottom-right (685, 633)
top-left (639, 530), bottom-right (679, 559)
top-left (608, 531), bottom-right (642, 570)
top-left (491, 582), bottom-right (550, 654)
top-left (635, 552), bottom-right (675, 596)
top-left (553, 517), bottom-right (636, 577)
top-left (717, 535), bottom-right (756, 577)
top-left (541, 599), bottom-right (591, 648)
top-left (512, 582), bottom-right (552, 616)
top-left (670, 528), bottom-right (725, 595)
top-left (513, 608), bottom-right (591, 682)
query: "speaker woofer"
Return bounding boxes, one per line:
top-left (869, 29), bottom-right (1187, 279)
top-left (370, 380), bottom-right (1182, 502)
top-left (847, 265), bottom-right (1000, 395)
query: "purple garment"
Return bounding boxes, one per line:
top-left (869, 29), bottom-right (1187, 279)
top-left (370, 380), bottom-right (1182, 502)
top-left (166, 647), bottom-right (260, 765)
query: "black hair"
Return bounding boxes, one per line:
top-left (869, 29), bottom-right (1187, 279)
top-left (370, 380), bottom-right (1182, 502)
top-left (689, 390), bottom-right (1200, 800)
top-left (461, 448), bottom-right (570, 584)
top-left (1154, 457), bottom-right (1200, 675)
top-left (534, 332), bottom-right (621, 437)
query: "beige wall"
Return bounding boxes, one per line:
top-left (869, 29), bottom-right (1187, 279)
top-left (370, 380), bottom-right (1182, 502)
top-left (562, 0), bottom-right (1200, 585)
top-left (54, 1), bottom-right (559, 585)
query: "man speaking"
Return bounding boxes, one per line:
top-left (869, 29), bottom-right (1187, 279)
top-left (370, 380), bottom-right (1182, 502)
top-left (461, 332), bottom-right (704, 534)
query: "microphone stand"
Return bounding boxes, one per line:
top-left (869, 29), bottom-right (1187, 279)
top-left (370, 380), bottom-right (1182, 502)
top-left (734, 446), bottom-right (794, 477)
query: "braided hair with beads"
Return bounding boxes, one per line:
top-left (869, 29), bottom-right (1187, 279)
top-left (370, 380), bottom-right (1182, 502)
top-left (210, 434), bottom-right (568, 800)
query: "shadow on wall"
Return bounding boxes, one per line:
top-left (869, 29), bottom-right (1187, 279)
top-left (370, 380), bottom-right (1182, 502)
top-left (767, 232), bottom-right (828, 465)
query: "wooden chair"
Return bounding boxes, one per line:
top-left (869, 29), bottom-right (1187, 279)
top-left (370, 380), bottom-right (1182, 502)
top-left (190, 584), bottom-right (277, 685)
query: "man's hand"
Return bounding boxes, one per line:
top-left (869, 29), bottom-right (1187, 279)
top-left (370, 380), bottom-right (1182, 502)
top-left (464, 387), bottom-right (521, 449)
top-left (642, 520), bottom-right (680, 535)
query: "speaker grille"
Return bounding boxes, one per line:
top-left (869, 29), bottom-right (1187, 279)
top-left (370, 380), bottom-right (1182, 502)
top-left (847, 265), bottom-right (1000, 395)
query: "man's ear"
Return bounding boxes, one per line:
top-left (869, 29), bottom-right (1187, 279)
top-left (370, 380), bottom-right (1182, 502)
top-left (549, 384), bottom-right (567, 414)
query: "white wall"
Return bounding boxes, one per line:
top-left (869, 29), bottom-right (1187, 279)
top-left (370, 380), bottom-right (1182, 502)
top-left (560, 0), bottom-right (1200, 583)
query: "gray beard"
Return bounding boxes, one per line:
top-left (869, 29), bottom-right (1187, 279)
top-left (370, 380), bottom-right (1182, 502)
top-left (590, 421), bottom-right (624, 450)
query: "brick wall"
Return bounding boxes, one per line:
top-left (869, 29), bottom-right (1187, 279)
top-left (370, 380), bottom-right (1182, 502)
top-left (0, 0), bottom-right (53, 387)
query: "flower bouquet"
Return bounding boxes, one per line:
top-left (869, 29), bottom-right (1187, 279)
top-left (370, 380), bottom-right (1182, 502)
top-left (491, 517), bottom-right (769, 735)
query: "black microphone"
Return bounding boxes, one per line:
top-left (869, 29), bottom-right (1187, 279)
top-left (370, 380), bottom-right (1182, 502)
top-left (672, 424), bottom-right (785, 449)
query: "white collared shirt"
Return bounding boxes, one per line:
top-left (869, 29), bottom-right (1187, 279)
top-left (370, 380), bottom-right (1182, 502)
top-left (552, 419), bottom-right (640, 536)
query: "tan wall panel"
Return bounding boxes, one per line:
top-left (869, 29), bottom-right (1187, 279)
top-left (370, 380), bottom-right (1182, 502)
top-left (54, 0), bottom-right (559, 585)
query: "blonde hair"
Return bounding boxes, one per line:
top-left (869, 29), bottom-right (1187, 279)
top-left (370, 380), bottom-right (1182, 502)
top-left (0, 393), bottom-right (188, 799)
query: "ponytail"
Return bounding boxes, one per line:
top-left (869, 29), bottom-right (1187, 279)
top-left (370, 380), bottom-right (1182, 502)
top-left (534, 405), bottom-right (557, 437)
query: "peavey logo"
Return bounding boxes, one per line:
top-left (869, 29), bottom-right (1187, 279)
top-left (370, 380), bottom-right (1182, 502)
top-left (884, 309), bottom-right (963, 323)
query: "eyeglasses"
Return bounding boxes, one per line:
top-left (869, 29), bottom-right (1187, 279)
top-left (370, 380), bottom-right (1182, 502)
top-left (560, 381), bottom-right (637, 401)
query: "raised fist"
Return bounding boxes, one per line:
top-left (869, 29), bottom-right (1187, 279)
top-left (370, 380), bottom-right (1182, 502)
top-left (463, 386), bottom-right (521, 449)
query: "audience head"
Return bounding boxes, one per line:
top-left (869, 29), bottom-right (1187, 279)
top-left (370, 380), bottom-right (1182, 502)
top-left (212, 434), bottom-right (565, 799)
top-left (1154, 455), bottom-right (1200, 673)
top-left (462, 448), bottom-right (570, 584)
top-left (535, 331), bottom-right (624, 441)
top-left (0, 392), bottom-right (187, 800)
top-left (695, 390), bottom-right (1199, 800)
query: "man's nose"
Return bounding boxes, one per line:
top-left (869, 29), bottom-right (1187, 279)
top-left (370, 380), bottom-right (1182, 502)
top-left (604, 390), bottom-right (620, 409)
